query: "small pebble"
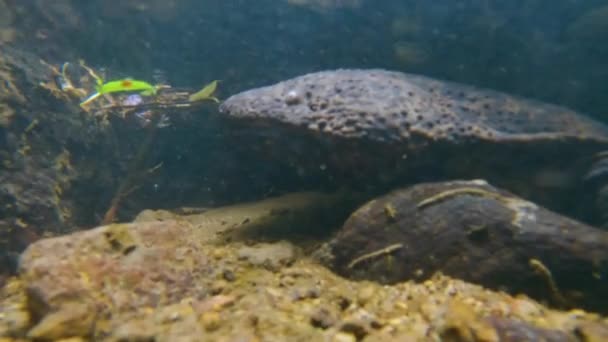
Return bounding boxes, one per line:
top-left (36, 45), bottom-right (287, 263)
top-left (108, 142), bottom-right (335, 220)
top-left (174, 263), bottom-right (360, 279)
top-left (200, 312), bottom-right (221, 331)
top-left (357, 285), bottom-right (376, 306)
top-left (333, 332), bottom-right (356, 342)
top-left (210, 280), bottom-right (228, 295)
top-left (310, 308), bottom-right (336, 329)
top-left (222, 269), bottom-right (236, 282)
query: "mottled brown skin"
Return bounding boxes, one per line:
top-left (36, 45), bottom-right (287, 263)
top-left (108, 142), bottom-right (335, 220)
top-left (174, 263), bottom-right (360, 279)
top-left (219, 69), bottom-right (608, 221)
top-left (220, 69), bottom-right (608, 142)
top-left (324, 180), bottom-right (608, 313)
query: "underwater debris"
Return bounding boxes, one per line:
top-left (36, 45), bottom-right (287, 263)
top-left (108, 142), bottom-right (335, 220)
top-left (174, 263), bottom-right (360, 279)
top-left (51, 60), bottom-right (220, 129)
top-left (347, 243), bottom-right (403, 270)
top-left (416, 186), bottom-right (507, 209)
top-left (100, 121), bottom-right (163, 226)
top-left (76, 60), bottom-right (163, 108)
top-left (528, 258), bottom-right (570, 308)
top-left (121, 94), bottom-right (144, 107)
top-left (79, 77), bottom-right (159, 107)
top-left (188, 80), bottom-right (220, 103)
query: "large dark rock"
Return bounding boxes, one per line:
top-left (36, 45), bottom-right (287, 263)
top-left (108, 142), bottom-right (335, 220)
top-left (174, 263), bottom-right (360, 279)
top-left (320, 179), bottom-right (608, 313)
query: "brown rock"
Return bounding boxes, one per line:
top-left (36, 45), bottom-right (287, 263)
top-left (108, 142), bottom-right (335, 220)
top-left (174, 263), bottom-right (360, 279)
top-left (18, 221), bottom-right (216, 328)
top-left (3, 205), bottom-right (607, 341)
top-left (237, 242), bottom-right (298, 271)
top-left (26, 303), bottom-right (94, 340)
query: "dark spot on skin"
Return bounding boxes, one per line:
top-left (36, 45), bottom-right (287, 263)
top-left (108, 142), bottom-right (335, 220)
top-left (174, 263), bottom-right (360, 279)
top-left (417, 115), bottom-right (423, 121)
top-left (400, 111), bottom-right (408, 117)
top-left (318, 121), bottom-right (328, 130)
top-left (285, 95), bottom-right (301, 106)
top-left (305, 92), bottom-right (312, 99)
top-left (408, 91), bottom-right (414, 96)
top-left (241, 218), bottom-right (250, 225)
top-left (320, 103), bottom-right (328, 110)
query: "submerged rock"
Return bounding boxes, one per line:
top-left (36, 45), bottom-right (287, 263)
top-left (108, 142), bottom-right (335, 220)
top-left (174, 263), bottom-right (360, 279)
top-left (320, 180), bottom-right (608, 313)
top-left (1, 203), bottom-right (607, 340)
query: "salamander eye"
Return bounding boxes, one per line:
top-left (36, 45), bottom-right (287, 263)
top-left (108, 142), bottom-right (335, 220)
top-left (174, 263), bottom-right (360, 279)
top-left (285, 90), bottom-right (301, 106)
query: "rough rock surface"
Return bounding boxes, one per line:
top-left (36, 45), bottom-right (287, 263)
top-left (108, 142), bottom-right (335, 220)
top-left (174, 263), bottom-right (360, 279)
top-left (1, 195), bottom-right (608, 341)
top-left (320, 180), bottom-right (608, 314)
top-left (0, 46), bottom-right (117, 277)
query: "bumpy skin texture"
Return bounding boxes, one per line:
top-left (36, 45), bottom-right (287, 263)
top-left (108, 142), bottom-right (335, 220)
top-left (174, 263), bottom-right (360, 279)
top-left (219, 69), bottom-right (608, 221)
top-left (220, 69), bottom-right (608, 144)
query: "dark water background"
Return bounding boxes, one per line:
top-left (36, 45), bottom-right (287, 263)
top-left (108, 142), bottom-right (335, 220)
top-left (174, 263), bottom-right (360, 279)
top-left (12, 0), bottom-right (608, 114)
top-left (1, 0), bottom-right (608, 258)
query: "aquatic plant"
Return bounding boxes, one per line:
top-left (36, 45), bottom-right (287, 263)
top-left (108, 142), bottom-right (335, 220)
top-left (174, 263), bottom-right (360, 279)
top-left (188, 80), bottom-right (220, 103)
